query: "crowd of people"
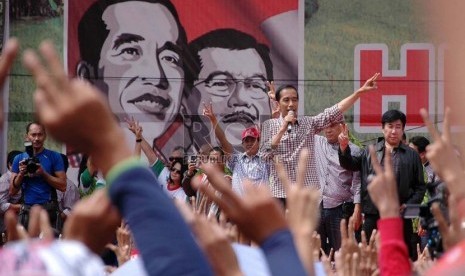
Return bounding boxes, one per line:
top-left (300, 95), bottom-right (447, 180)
top-left (0, 17), bottom-right (463, 276)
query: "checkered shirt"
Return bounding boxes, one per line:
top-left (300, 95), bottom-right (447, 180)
top-left (259, 104), bottom-right (343, 198)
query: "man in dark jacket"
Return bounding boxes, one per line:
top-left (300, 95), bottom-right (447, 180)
top-left (338, 109), bottom-right (426, 260)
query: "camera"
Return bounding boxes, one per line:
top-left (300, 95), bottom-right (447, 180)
top-left (24, 141), bottom-right (40, 174)
top-left (403, 180), bottom-right (448, 258)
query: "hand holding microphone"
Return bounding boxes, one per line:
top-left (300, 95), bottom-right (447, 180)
top-left (286, 110), bottom-right (295, 133)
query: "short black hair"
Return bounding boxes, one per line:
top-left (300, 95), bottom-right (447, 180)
top-left (275, 84), bottom-right (298, 101)
top-left (409, 136), bottom-right (430, 153)
top-left (186, 28), bottom-right (273, 87)
top-left (381, 110), bottom-right (406, 129)
top-left (78, 0), bottom-right (188, 79)
top-left (210, 146), bottom-right (225, 156)
top-left (26, 121), bottom-right (45, 133)
top-left (7, 150), bottom-right (22, 167)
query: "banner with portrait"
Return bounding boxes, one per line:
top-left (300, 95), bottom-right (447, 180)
top-left (66, 0), bottom-right (303, 162)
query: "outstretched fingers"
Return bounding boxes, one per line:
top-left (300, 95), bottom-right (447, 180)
top-left (39, 41), bottom-right (68, 92)
top-left (0, 38), bottom-right (19, 88)
top-left (420, 108), bottom-right (442, 142)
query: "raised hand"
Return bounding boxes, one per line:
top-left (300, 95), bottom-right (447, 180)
top-left (175, 200), bottom-right (242, 276)
top-left (125, 116), bottom-right (142, 138)
top-left (420, 108), bottom-right (465, 198)
top-left (338, 123), bottom-right (350, 152)
top-left (22, 40), bottom-right (132, 175)
top-left (202, 102), bottom-right (216, 122)
top-left (0, 39), bottom-right (20, 128)
top-left (339, 217), bottom-right (361, 261)
top-left (5, 205), bottom-right (54, 242)
top-left (367, 145), bottom-right (400, 218)
top-left (358, 230), bottom-right (378, 276)
top-left (193, 163), bottom-right (287, 244)
top-left (63, 190), bottom-right (121, 254)
top-left (356, 73), bottom-right (380, 94)
top-left (106, 221), bottom-right (133, 267)
top-left (276, 149), bottom-right (319, 274)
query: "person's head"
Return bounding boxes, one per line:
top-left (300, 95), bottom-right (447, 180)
top-left (25, 122), bottom-right (46, 152)
top-left (188, 29), bottom-right (273, 145)
top-left (241, 126), bottom-right (260, 156)
top-left (7, 150), bottom-right (22, 171)
top-left (381, 110), bottom-right (406, 147)
top-left (77, 0), bottom-right (188, 142)
top-left (324, 120), bottom-right (345, 144)
top-left (208, 146), bottom-right (225, 170)
top-left (409, 136), bottom-right (430, 164)
top-left (275, 84), bottom-right (298, 117)
top-left (168, 145), bottom-right (185, 167)
top-left (168, 159), bottom-right (186, 185)
top-left (197, 143), bottom-right (213, 165)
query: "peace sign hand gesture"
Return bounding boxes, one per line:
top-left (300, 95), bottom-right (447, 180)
top-left (338, 123), bottom-right (350, 152)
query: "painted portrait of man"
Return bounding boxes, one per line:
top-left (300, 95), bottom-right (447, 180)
top-left (186, 29), bottom-right (274, 146)
top-left (76, 0), bottom-right (188, 147)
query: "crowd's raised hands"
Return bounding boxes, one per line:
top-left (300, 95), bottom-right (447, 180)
top-left (106, 221), bottom-right (133, 267)
top-left (420, 108), bottom-right (465, 199)
top-left (5, 205), bottom-right (54, 242)
top-left (175, 200), bottom-right (242, 276)
top-left (276, 149), bottom-right (320, 274)
top-left (194, 163), bottom-right (287, 244)
top-left (367, 146), bottom-right (400, 218)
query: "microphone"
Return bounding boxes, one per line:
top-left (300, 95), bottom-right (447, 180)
top-left (287, 110), bottom-right (294, 133)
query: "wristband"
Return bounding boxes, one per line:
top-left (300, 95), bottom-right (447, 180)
top-left (136, 139), bottom-right (142, 143)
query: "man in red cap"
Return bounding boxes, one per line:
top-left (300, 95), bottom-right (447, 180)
top-left (228, 126), bottom-right (270, 195)
top-left (201, 103), bottom-right (269, 196)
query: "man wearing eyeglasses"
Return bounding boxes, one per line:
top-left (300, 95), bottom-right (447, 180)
top-left (185, 28), bottom-right (273, 147)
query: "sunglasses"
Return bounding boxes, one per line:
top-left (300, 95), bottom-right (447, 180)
top-left (169, 157), bottom-right (183, 162)
top-left (171, 168), bottom-right (182, 174)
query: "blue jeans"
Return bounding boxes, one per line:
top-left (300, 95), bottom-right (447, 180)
top-left (318, 204), bottom-right (343, 255)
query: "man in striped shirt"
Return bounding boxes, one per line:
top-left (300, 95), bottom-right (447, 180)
top-left (315, 121), bottom-right (361, 255)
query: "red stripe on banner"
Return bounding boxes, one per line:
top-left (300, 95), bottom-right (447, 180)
top-left (172, 0), bottom-right (297, 43)
top-left (67, 0), bottom-right (95, 76)
top-left (154, 115), bottom-right (183, 149)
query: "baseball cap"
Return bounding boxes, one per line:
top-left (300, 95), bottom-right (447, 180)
top-left (242, 127), bottom-right (260, 140)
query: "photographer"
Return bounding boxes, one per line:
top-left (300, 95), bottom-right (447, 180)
top-left (9, 122), bottom-right (66, 229)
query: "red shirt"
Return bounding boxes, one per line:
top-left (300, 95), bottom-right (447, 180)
top-left (378, 217), bottom-right (411, 276)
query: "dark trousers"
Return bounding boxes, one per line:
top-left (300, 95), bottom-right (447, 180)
top-left (364, 214), bottom-right (418, 261)
top-left (318, 205), bottom-right (343, 255)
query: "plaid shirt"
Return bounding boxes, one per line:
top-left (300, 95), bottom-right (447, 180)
top-left (228, 152), bottom-right (270, 196)
top-left (259, 105), bottom-right (343, 198)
